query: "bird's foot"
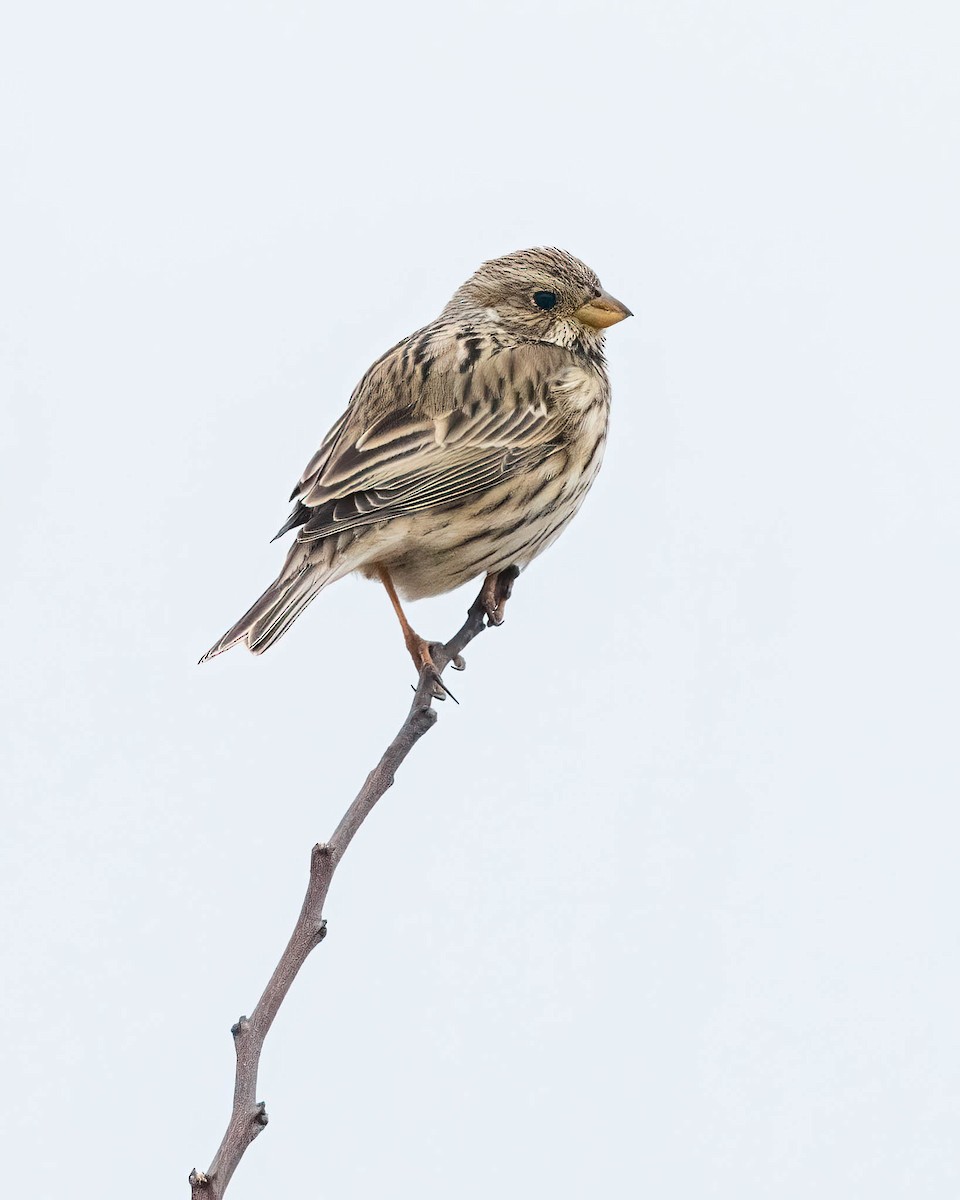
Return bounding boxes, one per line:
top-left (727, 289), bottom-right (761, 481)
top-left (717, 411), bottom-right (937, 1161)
top-left (406, 634), bottom-right (458, 703)
top-left (481, 566), bottom-right (520, 627)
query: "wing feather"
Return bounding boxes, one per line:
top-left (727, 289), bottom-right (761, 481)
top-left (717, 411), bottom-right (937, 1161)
top-left (279, 337), bottom-right (574, 543)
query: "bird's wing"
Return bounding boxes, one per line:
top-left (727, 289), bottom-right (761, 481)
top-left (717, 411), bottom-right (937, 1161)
top-left (281, 338), bottom-right (573, 542)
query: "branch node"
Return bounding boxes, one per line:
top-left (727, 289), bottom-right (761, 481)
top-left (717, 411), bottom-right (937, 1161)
top-left (414, 706), bottom-right (438, 733)
top-left (310, 842), bottom-right (333, 874)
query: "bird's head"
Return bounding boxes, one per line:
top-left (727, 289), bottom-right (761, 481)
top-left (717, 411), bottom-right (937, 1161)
top-left (444, 247), bottom-right (631, 349)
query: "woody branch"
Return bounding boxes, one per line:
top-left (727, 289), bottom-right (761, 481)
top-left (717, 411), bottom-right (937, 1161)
top-left (188, 576), bottom-right (511, 1199)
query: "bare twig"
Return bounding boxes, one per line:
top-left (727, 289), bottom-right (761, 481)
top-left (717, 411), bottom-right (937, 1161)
top-left (189, 580), bottom-right (505, 1198)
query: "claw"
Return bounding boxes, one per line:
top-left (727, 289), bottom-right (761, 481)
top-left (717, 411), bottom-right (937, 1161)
top-left (424, 665), bottom-right (458, 705)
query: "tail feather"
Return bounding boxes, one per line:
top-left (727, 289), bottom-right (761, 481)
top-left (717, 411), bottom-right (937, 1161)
top-left (200, 554), bottom-right (339, 664)
top-left (247, 566), bottom-right (324, 654)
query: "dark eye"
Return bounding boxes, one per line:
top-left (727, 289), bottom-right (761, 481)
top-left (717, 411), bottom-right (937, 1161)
top-left (533, 290), bottom-right (558, 311)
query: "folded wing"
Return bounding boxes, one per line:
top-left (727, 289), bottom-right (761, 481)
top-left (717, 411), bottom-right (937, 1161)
top-left (277, 338), bottom-right (573, 543)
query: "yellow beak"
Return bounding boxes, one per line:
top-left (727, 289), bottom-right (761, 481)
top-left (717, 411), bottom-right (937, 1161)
top-left (574, 290), bottom-right (633, 330)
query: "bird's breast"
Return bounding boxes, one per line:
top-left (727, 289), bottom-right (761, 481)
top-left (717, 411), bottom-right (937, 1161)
top-left (553, 362), bottom-right (610, 415)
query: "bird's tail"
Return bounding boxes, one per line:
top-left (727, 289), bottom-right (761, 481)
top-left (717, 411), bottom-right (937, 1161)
top-left (199, 543), bottom-right (348, 663)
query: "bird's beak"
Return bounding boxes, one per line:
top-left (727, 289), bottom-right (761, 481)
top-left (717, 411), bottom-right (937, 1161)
top-left (574, 290), bottom-right (633, 330)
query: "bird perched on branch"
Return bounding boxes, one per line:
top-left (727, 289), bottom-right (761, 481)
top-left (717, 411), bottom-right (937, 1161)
top-left (201, 247), bottom-right (631, 676)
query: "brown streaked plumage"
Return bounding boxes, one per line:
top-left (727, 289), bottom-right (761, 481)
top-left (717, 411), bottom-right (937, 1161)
top-left (200, 247), bottom-right (630, 670)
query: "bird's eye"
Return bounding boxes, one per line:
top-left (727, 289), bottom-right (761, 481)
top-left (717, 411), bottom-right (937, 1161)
top-left (533, 290), bottom-right (558, 311)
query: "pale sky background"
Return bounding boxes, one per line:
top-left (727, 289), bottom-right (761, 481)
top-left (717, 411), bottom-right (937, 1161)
top-left (2, 3), bottom-right (958, 1197)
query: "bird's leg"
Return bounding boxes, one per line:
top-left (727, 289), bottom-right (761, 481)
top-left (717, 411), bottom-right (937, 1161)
top-left (376, 565), bottom-right (456, 701)
top-left (376, 565), bottom-right (436, 671)
top-left (480, 565), bottom-right (520, 627)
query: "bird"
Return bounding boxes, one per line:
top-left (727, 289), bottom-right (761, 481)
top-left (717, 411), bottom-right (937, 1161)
top-left (200, 247), bottom-right (631, 675)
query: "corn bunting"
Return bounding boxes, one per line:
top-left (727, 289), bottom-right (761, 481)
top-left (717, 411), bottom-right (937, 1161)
top-left (201, 247), bottom-right (630, 671)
